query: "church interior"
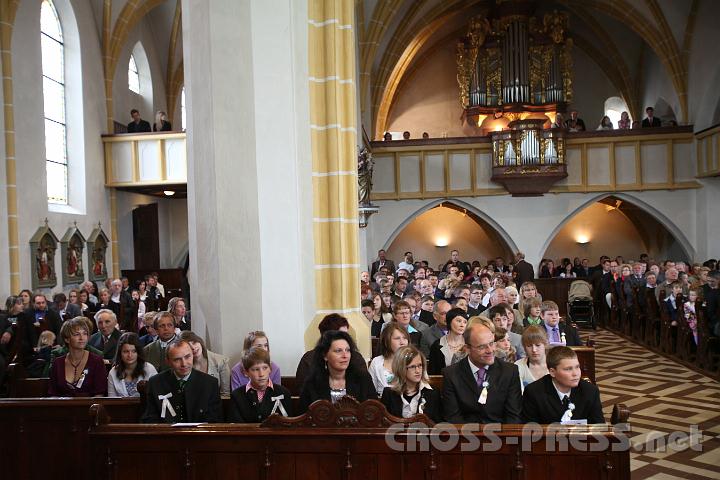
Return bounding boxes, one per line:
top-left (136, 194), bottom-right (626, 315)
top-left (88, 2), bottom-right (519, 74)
top-left (0, 0), bottom-right (719, 478)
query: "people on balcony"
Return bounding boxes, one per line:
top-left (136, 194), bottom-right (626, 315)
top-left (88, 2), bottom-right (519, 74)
top-left (153, 111), bottom-right (172, 132)
top-left (564, 110), bottom-right (586, 132)
top-left (127, 109), bottom-right (151, 133)
top-left (617, 111), bottom-right (631, 129)
top-left (596, 116), bottom-right (613, 131)
top-left (642, 106), bottom-right (662, 127)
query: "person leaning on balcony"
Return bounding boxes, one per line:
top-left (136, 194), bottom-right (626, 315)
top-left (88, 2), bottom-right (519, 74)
top-left (642, 106), bottom-right (662, 127)
top-left (153, 111), bottom-right (172, 132)
top-left (127, 109), bottom-right (151, 133)
top-left (564, 110), bottom-right (586, 131)
top-left (596, 116), bottom-right (613, 131)
top-left (617, 111), bottom-right (631, 129)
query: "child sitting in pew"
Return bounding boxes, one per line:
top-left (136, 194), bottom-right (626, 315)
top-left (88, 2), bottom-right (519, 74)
top-left (227, 347), bottom-right (293, 423)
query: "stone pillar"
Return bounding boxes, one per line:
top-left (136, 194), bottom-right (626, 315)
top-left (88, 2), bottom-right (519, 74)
top-left (182, 0), bottom-right (316, 372)
top-left (304, 0), bottom-right (369, 356)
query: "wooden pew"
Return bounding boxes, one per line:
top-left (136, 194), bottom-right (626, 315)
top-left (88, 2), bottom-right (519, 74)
top-left (88, 398), bottom-right (631, 480)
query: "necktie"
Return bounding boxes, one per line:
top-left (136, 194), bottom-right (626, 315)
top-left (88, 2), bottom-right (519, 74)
top-left (476, 368), bottom-right (486, 388)
top-left (562, 395), bottom-right (570, 410)
top-left (552, 327), bottom-right (560, 343)
top-left (177, 379), bottom-right (187, 393)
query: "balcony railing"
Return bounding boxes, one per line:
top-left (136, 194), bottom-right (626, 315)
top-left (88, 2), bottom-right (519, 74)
top-left (695, 123), bottom-right (720, 178)
top-left (368, 127), bottom-right (699, 200)
top-left (102, 132), bottom-right (187, 187)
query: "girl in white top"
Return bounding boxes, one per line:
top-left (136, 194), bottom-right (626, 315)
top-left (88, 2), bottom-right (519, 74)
top-left (107, 332), bottom-right (157, 397)
top-left (179, 330), bottom-right (232, 397)
top-left (368, 323), bottom-right (409, 396)
top-left (514, 325), bottom-right (549, 392)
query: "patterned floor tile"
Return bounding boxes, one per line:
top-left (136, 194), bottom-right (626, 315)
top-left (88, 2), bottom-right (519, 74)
top-left (587, 329), bottom-right (720, 480)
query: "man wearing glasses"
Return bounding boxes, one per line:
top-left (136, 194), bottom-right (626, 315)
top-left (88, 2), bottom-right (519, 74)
top-left (441, 321), bottom-right (522, 423)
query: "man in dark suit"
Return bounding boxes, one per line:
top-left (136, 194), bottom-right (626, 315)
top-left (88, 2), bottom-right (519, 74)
top-left (541, 301), bottom-right (582, 346)
top-left (641, 107), bottom-right (662, 127)
top-left (419, 300), bottom-right (450, 358)
top-left (514, 252), bottom-right (534, 289)
top-left (564, 110), bottom-right (586, 131)
top-left (127, 109), bottom-right (151, 133)
top-left (18, 294), bottom-right (62, 368)
top-left (573, 258), bottom-right (591, 278)
top-left (370, 249), bottom-right (395, 278)
top-left (443, 249), bottom-right (469, 276)
top-left (442, 322), bottom-right (522, 423)
top-left (88, 309), bottom-right (121, 361)
top-left (142, 339), bottom-right (222, 423)
top-left (51, 292), bottom-right (81, 321)
top-left (522, 346), bottom-right (604, 424)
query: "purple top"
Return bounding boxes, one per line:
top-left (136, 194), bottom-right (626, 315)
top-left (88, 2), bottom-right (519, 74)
top-left (230, 361), bottom-right (281, 391)
top-left (48, 352), bottom-right (108, 397)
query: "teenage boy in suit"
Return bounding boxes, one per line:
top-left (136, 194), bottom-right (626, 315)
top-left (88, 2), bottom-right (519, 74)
top-left (521, 346), bottom-right (604, 424)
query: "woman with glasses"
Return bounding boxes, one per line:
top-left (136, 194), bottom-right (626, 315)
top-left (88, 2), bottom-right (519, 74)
top-left (380, 345), bottom-right (441, 423)
top-left (298, 330), bottom-right (377, 413)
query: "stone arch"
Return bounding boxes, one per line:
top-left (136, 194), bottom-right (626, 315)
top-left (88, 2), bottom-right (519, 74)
top-left (538, 193), bottom-right (694, 262)
top-left (382, 198), bottom-right (519, 256)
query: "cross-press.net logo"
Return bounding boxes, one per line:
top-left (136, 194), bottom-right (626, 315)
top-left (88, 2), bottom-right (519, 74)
top-left (384, 423), bottom-right (703, 453)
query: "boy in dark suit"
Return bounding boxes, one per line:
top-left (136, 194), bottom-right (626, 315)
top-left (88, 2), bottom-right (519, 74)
top-left (228, 347), bottom-right (292, 423)
top-left (541, 301), bottom-right (583, 346)
top-left (522, 346), bottom-right (604, 424)
top-left (141, 339), bottom-right (222, 423)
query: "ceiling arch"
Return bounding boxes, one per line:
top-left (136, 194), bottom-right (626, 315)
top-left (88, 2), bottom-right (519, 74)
top-left (368, 0), bottom-right (689, 138)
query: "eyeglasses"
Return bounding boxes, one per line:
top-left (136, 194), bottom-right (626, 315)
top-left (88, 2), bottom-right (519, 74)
top-left (406, 364), bottom-right (423, 371)
top-left (467, 341), bottom-right (495, 351)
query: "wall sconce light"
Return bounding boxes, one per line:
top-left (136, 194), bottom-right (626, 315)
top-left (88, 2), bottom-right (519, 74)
top-left (576, 234), bottom-right (590, 244)
top-left (435, 238), bottom-right (449, 248)
top-left (163, 190), bottom-right (176, 196)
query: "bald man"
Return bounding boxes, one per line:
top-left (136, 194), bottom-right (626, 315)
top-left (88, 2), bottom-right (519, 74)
top-left (441, 323), bottom-right (522, 423)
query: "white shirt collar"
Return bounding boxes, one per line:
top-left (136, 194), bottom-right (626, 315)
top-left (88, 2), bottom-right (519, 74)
top-left (551, 378), bottom-right (571, 401)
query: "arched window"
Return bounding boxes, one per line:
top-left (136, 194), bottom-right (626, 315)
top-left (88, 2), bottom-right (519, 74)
top-left (128, 54), bottom-right (140, 94)
top-left (41, 0), bottom-right (67, 204)
top-left (181, 87), bottom-right (186, 130)
top-left (604, 96), bottom-right (631, 129)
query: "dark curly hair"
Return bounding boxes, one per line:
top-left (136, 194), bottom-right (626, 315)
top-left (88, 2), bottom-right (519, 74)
top-left (307, 330), bottom-right (360, 389)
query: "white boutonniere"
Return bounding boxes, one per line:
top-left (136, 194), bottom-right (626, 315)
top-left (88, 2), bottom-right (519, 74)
top-left (159, 392), bottom-right (176, 418)
top-left (270, 394), bottom-right (288, 417)
top-left (478, 381), bottom-right (489, 405)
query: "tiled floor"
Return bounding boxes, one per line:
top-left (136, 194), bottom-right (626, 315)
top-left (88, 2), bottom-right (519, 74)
top-left (586, 329), bottom-right (720, 479)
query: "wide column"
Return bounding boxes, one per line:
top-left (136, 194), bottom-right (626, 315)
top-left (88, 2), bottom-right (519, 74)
top-left (305, 0), bottom-right (369, 355)
top-left (182, 0), bottom-right (317, 371)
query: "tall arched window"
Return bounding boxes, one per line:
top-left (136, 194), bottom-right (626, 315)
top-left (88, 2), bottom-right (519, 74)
top-left (181, 87), bottom-right (186, 130)
top-left (41, 0), bottom-right (67, 204)
top-left (128, 54), bottom-right (140, 93)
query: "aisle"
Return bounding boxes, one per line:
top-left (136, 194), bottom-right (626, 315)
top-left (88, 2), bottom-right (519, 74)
top-left (587, 329), bottom-right (720, 479)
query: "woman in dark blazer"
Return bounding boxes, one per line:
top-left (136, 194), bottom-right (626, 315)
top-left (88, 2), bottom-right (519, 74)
top-left (298, 330), bottom-right (376, 412)
top-left (380, 345), bottom-right (441, 423)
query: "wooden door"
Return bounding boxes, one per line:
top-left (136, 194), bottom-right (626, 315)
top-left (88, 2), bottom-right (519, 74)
top-left (133, 203), bottom-right (160, 269)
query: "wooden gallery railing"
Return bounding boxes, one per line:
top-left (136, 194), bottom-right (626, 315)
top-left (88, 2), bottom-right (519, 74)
top-left (368, 127), bottom-right (698, 200)
top-left (604, 282), bottom-right (720, 379)
top-left (102, 132), bottom-right (187, 187)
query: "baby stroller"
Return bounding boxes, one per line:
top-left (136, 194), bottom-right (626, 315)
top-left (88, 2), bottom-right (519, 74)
top-left (567, 280), bottom-right (595, 329)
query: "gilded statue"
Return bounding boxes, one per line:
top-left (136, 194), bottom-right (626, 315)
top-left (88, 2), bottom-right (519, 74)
top-left (543, 11), bottom-right (568, 44)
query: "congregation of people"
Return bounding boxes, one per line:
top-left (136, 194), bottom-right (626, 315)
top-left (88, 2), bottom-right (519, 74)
top-left (0, 249), bottom-right (716, 427)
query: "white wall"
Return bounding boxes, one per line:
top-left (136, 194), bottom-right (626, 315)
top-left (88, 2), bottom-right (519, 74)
top-left (6, 0), bottom-right (110, 298)
top-left (112, 18), bottom-right (167, 128)
top-left (364, 189), bottom-right (701, 271)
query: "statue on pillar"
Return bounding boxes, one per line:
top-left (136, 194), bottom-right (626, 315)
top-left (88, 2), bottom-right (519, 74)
top-left (357, 147), bottom-right (374, 206)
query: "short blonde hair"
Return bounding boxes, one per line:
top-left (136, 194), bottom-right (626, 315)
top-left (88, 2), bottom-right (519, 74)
top-left (60, 317), bottom-right (90, 343)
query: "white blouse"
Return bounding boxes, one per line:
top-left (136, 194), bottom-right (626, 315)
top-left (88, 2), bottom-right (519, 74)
top-left (107, 362), bottom-right (158, 397)
top-left (368, 355), bottom-right (394, 396)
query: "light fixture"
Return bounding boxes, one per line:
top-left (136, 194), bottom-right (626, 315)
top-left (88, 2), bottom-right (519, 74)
top-left (576, 234), bottom-right (590, 244)
top-left (163, 190), bottom-right (175, 196)
top-left (435, 237), bottom-right (449, 248)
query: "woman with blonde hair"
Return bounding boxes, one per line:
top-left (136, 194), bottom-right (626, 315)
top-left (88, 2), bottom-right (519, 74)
top-left (380, 345), bottom-right (441, 422)
top-left (153, 111), bottom-right (172, 132)
top-left (231, 330), bottom-right (281, 390)
top-left (178, 330), bottom-right (231, 396)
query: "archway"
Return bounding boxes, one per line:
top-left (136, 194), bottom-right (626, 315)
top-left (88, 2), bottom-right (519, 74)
top-left (383, 199), bottom-right (517, 270)
top-left (539, 194), bottom-right (693, 265)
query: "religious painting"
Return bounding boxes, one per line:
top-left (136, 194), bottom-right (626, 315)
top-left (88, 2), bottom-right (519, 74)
top-left (87, 223), bottom-right (109, 282)
top-left (60, 224), bottom-right (86, 285)
top-left (30, 220), bottom-right (59, 290)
